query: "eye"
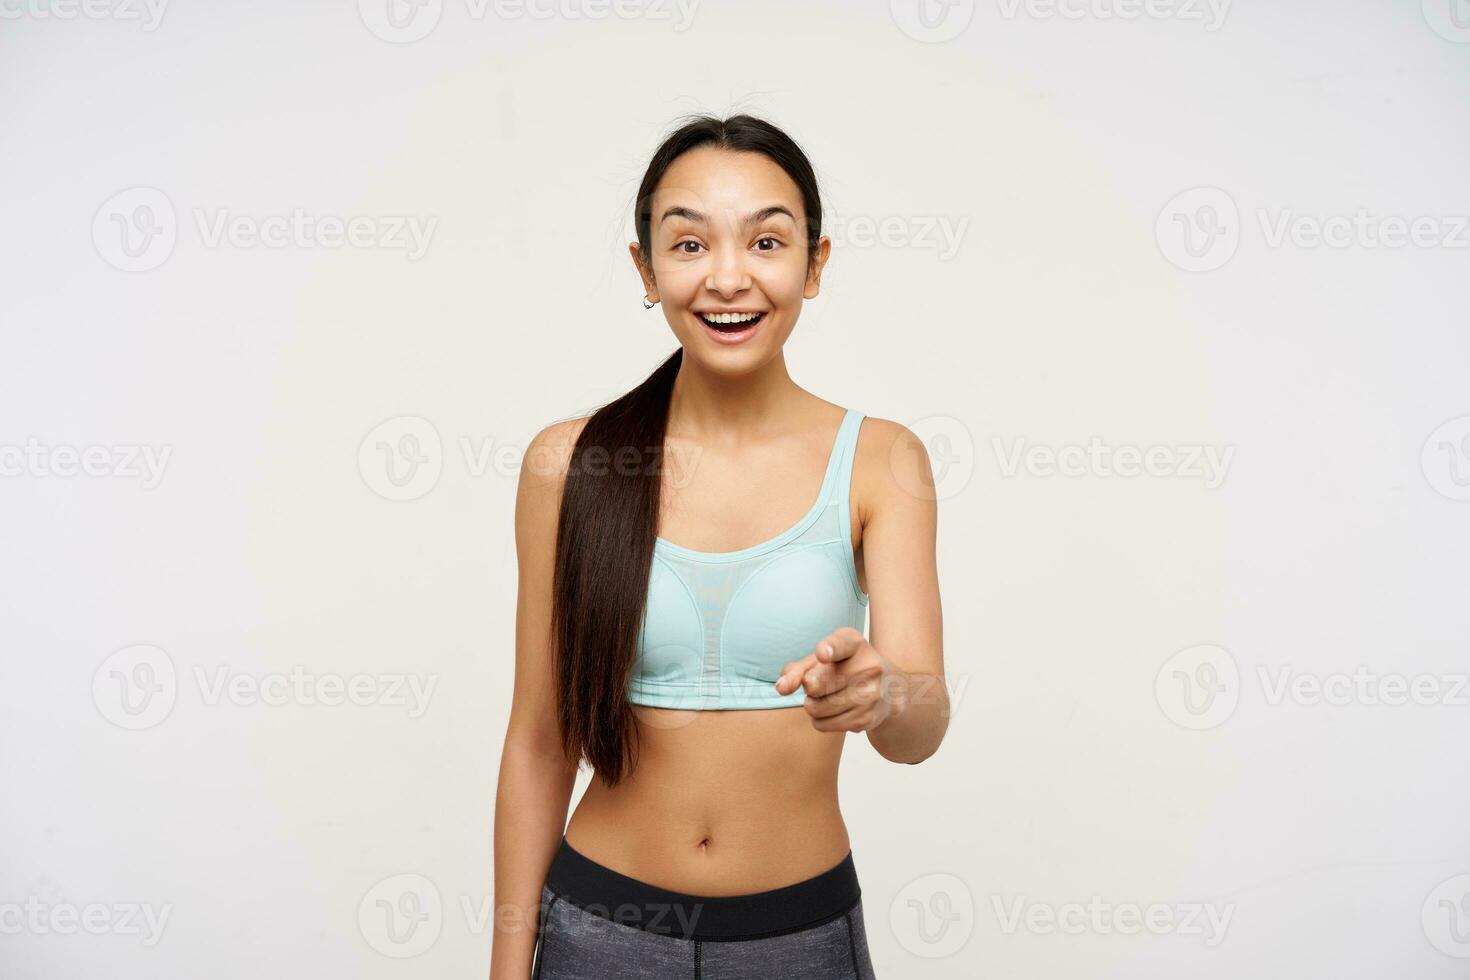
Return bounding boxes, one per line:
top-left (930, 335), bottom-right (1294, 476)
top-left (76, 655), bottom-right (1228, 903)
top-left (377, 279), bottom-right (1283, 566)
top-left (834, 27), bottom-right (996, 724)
top-left (675, 240), bottom-right (704, 254)
top-left (754, 237), bottom-right (782, 252)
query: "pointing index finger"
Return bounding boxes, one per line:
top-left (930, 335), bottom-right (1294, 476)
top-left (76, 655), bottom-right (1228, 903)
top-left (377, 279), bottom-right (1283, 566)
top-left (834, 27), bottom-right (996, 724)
top-left (775, 653), bottom-right (819, 695)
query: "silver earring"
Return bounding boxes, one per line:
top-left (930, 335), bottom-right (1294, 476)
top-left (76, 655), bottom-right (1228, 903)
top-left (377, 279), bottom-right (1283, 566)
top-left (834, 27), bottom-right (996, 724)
top-left (642, 295), bottom-right (656, 309)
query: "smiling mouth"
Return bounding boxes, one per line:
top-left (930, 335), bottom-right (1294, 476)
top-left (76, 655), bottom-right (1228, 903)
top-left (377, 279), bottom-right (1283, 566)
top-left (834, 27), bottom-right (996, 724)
top-left (696, 311), bottom-right (767, 332)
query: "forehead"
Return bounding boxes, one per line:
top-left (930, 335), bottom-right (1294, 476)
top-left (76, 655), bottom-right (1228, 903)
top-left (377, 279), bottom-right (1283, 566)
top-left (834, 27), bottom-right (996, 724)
top-left (654, 146), bottom-right (804, 226)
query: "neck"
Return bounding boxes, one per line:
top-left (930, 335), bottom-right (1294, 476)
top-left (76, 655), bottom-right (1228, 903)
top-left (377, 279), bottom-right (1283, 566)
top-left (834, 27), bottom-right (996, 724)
top-left (665, 350), bottom-right (807, 441)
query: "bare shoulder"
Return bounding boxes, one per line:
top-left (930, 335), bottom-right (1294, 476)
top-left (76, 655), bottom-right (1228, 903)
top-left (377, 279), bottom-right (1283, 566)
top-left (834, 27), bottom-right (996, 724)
top-left (515, 414), bottom-right (594, 543)
top-left (519, 414), bottom-right (592, 489)
top-left (851, 414), bottom-right (936, 528)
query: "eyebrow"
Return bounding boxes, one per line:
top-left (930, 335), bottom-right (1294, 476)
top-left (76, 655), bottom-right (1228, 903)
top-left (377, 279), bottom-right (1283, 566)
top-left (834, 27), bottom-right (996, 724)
top-left (659, 205), bottom-right (796, 228)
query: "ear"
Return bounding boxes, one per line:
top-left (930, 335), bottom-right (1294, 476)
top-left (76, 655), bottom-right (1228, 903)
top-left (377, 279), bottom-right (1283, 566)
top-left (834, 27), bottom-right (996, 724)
top-left (629, 242), bottom-right (659, 303)
top-left (803, 235), bottom-right (832, 300)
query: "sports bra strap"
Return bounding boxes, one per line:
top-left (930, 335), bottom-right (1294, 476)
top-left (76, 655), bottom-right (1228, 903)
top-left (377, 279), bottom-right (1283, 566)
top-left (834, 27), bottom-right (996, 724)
top-left (823, 407), bottom-right (864, 508)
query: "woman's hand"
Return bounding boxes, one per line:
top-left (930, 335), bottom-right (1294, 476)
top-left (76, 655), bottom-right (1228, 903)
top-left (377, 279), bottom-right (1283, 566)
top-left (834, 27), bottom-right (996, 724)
top-left (774, 626), bottom-right (908, 733)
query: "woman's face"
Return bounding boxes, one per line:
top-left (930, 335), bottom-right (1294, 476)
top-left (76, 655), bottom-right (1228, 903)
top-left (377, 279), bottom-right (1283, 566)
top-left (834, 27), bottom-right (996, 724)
top-left (631, 146), bottom-right (830, 372)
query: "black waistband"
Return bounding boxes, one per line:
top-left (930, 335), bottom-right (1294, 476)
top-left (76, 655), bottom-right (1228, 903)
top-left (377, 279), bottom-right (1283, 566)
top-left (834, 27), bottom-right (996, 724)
top-left (543, 836), bottom-right (861, 942)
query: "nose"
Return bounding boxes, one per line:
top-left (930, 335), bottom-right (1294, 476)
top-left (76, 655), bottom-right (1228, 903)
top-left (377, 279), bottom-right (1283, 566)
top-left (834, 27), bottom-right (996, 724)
top-left (704, 241), bottom-right (752, 297)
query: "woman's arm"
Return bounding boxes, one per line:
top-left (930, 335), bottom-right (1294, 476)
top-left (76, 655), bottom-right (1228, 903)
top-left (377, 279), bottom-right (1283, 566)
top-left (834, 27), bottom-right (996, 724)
top-left (856, 421), bottom-right (947, 763)
top-left (489, 421), bottom-right (583, 980)
top-left (774, 419), bottom-right (948, 762)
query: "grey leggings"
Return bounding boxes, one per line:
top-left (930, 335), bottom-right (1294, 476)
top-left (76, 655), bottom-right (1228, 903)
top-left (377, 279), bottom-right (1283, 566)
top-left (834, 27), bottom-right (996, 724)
top-left (532, 837), bottom-right (878, 979)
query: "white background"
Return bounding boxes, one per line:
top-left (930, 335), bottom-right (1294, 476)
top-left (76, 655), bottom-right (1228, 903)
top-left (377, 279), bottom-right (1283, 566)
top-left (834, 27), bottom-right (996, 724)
top-left (2, 0), bottom-right (1469, 977)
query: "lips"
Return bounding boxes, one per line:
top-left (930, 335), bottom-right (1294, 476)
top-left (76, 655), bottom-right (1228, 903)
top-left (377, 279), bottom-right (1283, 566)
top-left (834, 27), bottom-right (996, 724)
top-left (696, 311), bottom-right (766, 345)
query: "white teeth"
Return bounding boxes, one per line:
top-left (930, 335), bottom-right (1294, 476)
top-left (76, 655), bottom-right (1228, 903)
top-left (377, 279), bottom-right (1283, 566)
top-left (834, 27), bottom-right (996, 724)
top-left (700, 312), bottom-right (762, 324)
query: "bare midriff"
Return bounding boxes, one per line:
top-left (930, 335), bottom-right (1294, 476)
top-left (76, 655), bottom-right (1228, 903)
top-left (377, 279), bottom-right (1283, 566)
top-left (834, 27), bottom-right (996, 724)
top-left (562, 703), bottom-right (850, 896)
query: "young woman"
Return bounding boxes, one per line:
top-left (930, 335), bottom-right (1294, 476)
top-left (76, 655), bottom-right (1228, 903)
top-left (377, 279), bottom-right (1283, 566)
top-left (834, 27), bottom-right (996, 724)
top-left (490, 114), bottom-right (947, 980)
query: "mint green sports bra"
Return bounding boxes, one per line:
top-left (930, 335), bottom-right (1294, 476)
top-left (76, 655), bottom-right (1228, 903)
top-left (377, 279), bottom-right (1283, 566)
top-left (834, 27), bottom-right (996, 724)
top-left (628, 408), bottom-right (870, 710)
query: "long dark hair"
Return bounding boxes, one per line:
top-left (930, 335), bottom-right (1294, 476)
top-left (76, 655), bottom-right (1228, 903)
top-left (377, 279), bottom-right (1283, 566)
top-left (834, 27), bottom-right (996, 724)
top-left (550, 113), bottom-right (825, 786)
